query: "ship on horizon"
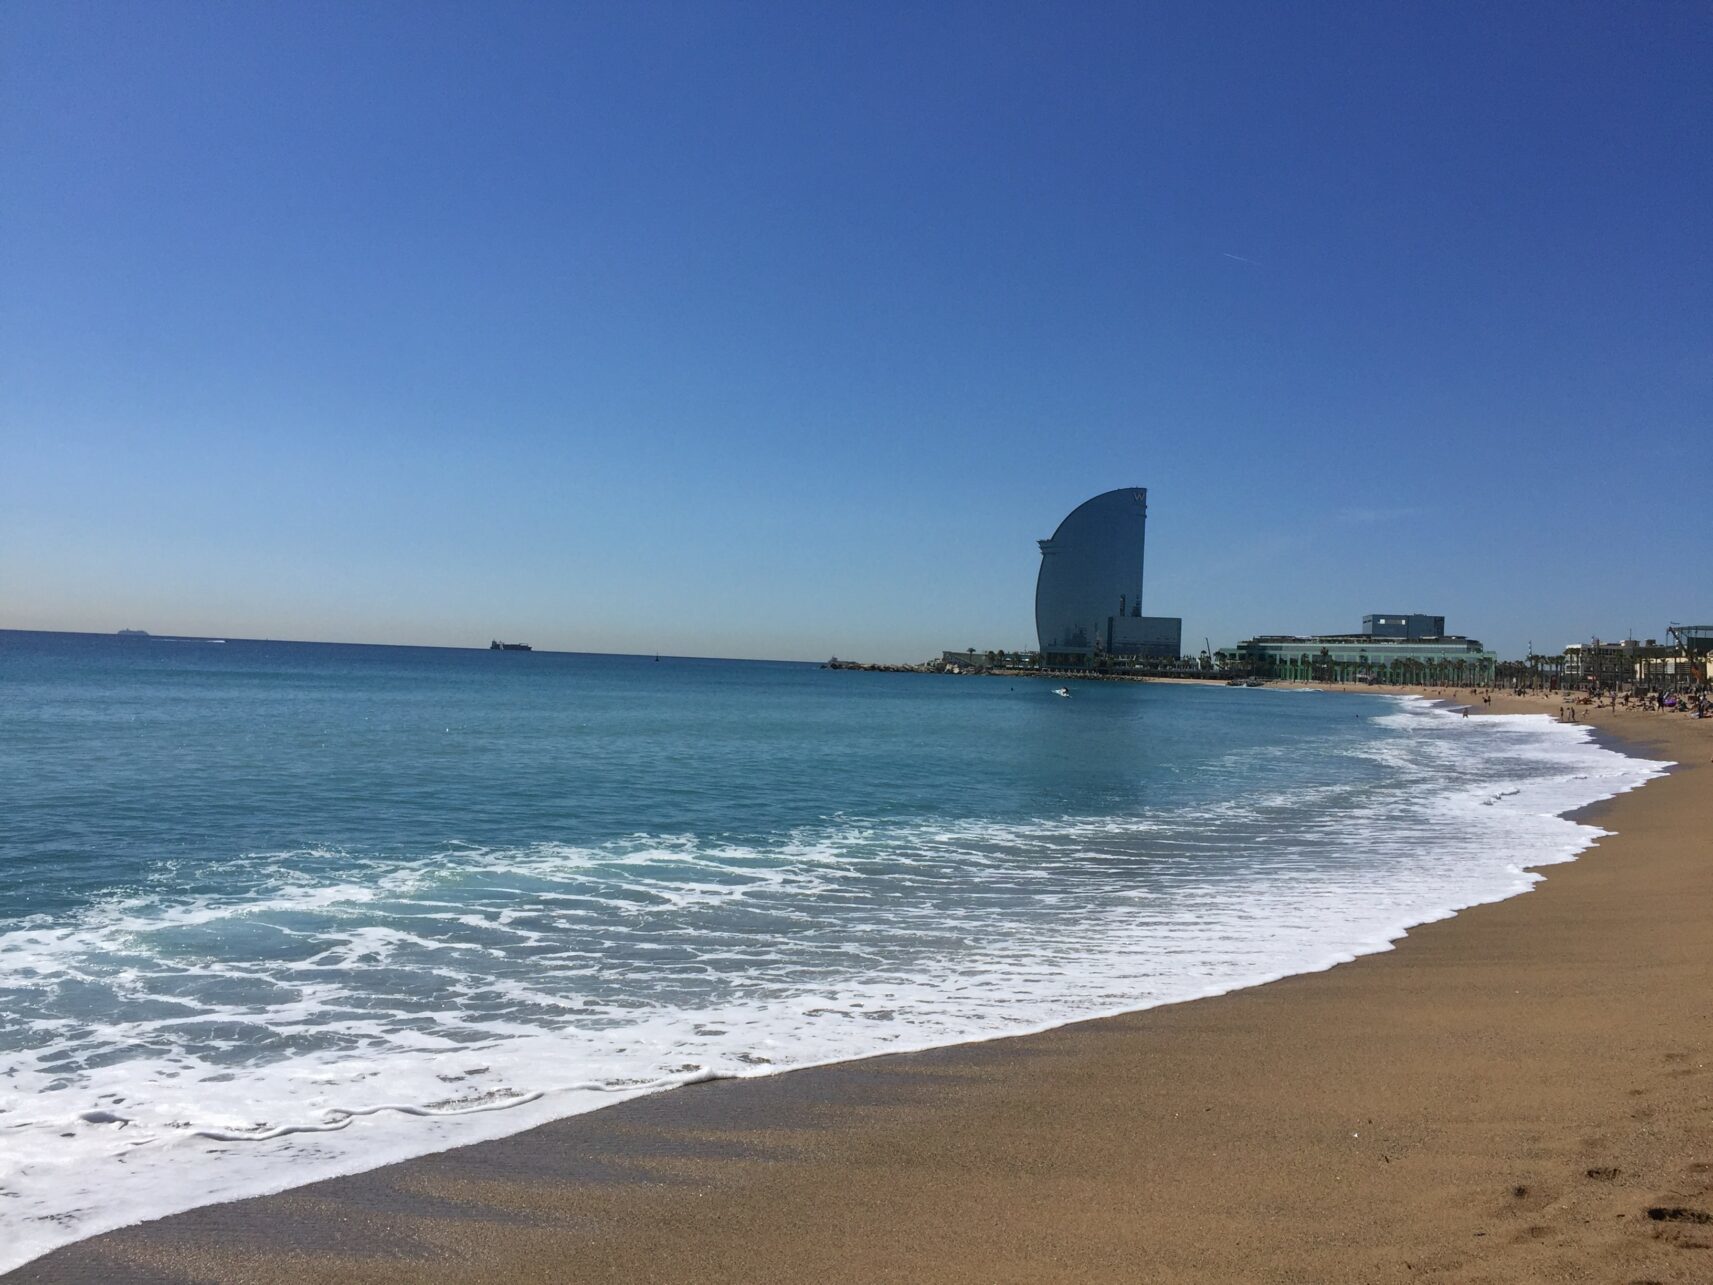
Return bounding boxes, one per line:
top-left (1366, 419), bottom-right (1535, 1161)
top-left (489, 640), bottom-right (532, 651)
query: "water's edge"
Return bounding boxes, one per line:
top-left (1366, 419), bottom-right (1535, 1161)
top-left (1, 698), bottom-right (1673, 1275)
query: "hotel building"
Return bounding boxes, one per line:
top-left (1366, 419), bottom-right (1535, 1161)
top-left (1035, 488), bottom-right (1182, 666)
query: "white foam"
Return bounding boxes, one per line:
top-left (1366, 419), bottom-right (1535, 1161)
top-left (0, 698), bottom-right (1668, 1272)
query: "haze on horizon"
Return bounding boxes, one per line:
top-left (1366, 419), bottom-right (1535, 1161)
top-left (3, 3), bottom-right (1708, 662)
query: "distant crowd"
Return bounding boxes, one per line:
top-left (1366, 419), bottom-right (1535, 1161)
top-left (1520, 683), bottom-right (1713, 722)
top-left (1391, 681), bottom-right (1710, 726)
top-left (1606, 687), bottom-right (1710, 718)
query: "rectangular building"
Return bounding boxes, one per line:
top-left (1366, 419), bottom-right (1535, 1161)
top-left (1228, 633), bottom-right (1495, 684)
top-left (1363, 613), bottom-right (1446, 640)
top-left (1107, 614), bottom-right (1182, 659)
top-left (1562, 639), bottom-right (1640, 687)
top-left (1567, 626), bottom-right (1713, 691)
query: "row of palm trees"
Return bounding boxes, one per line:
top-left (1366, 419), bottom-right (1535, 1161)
top-left (1267, 650), bottom-right (1496, 686)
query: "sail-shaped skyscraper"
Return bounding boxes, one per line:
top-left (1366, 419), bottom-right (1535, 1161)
top-left (1035, 488), bottom-right (1181, 665)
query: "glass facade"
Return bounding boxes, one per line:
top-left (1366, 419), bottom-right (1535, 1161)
top-left (1035, 489), bottom-right (1148, 658)
top-left (1234, 636), bottom-right (1496, 684)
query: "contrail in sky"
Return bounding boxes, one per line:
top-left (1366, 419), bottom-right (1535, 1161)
top-left (1222, 252), bottom-right (1260, 265)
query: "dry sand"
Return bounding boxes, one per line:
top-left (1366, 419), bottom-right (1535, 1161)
top-left (14, 689), bottom-right (1712, 1283)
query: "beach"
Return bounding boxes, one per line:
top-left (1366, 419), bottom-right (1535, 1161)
top-left (11, 688), bottom-right (1707, 1283)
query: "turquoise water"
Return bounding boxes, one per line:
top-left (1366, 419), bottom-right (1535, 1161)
top-left (0, 630), bottom-right (1665, 1268)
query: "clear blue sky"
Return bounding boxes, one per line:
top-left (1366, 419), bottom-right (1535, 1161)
top-left (4, 2), bottom-right (1708, 660)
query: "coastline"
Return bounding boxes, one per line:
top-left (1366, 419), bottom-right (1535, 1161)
top-left (15, 691), bottom-right (1712, 1283)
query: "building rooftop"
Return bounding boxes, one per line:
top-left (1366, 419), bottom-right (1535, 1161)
top-left (1242, 634), bottom-right (1481, 646)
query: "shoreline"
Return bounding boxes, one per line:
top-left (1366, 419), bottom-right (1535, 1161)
top-left (14, 690), bottom-right (1712, 1282)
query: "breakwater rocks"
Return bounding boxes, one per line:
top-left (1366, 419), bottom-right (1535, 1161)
top-left (821, 659), bottom-right (938, 674)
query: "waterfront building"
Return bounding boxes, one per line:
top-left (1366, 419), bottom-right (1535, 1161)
top-left (1034, 488), bottom-right (1182, 666)
top-left (1225, 615), bottom-right (1495, 683)
top-left (1565, 625), bottom-right (1713, 691)
top-left (1562, 638), bottom-right (1643, 688)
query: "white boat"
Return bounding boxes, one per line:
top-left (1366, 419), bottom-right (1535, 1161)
top-left (1052, 687), bottom-right (1071, 698)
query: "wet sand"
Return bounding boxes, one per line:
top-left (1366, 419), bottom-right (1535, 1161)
top-left (15, 691), bottom-right (1713, 1283)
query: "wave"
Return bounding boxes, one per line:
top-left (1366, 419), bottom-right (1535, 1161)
top-left (0, 696), bottom-right (1668, 1272)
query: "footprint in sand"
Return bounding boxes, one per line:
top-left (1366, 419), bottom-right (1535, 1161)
top-left (1646, 1207), bottom-right (1712, 1224)
top-left (1644, 1205), bottom-right (1713, 1251)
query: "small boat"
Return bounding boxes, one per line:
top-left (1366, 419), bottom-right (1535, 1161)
top-left (1052, 687), bottom-right (1071, 698)
top-left (1225, 678), bottom-right (1245, 686)
top-left (1244, 679), bottom-right (1264, 687)
top-left (489, 640), bottom-right (533, 652)
top-left (117, 629), bottom-right (150, 639)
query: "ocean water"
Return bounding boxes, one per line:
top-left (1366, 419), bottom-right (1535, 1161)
top-left (0, 631), bottom-right (1668, 1270)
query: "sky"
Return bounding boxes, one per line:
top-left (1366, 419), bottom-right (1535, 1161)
top-left (3, 2), bottom-right (1709, 661)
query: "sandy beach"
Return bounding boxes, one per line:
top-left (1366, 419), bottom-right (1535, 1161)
top-left (15, 689), bottom-right (1711, 1284)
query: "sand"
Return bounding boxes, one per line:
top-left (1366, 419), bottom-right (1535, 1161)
top-left (13, 690), bottom-right (1712, 1283)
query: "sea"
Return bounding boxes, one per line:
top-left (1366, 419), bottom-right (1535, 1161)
top-left (0, 630), bottom-right (1668, 1271)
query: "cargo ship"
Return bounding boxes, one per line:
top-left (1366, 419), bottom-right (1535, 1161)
top-left (489, 640), bottom-right (532, 651)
